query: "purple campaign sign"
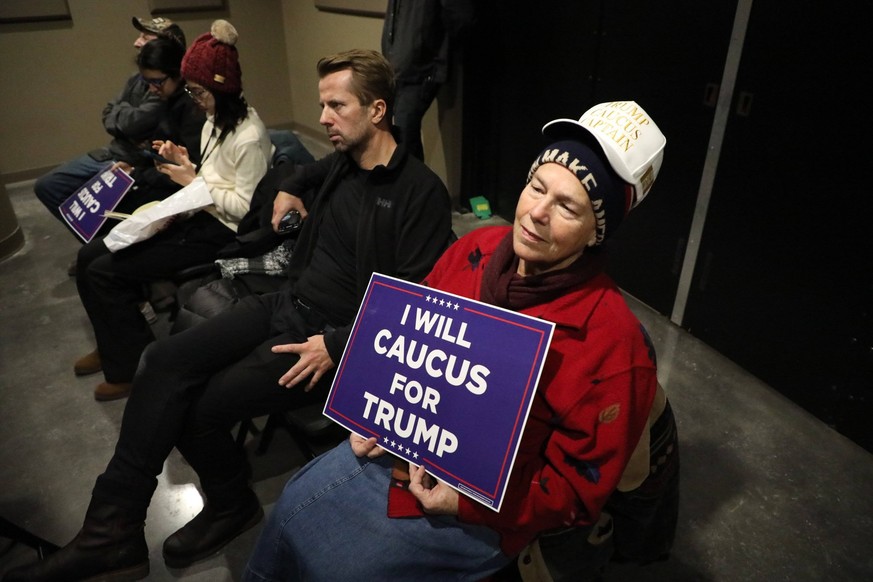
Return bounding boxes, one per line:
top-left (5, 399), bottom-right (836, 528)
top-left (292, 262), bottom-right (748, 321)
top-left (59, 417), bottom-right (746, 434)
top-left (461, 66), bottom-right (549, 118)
top-left (60, 167), bottom-right (134, 243)
top-left (324, 273), bottom-right (555, 511)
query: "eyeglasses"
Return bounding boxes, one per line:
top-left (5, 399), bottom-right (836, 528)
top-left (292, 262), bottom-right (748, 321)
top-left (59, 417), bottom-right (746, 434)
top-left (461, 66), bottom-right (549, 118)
top-left (139, 75), bottom-right (169, 88)
top-left (184, 86), bottom-right (210, 101)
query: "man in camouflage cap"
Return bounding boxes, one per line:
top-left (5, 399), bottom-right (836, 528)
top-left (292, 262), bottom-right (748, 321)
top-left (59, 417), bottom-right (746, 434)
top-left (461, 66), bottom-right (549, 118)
top-left (132, 15), bottom-right (186, 48)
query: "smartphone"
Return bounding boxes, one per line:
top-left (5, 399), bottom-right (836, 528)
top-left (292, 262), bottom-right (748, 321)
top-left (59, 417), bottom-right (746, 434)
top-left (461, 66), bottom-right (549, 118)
top-left (141, 148), bottom-right (179, 166)
top-left (278, 209), bottom-right (303, 234)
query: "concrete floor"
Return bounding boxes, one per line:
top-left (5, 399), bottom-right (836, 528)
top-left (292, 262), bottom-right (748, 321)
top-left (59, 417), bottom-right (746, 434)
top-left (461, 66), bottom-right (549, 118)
top-left (2, 171), bottom-right (873, 581)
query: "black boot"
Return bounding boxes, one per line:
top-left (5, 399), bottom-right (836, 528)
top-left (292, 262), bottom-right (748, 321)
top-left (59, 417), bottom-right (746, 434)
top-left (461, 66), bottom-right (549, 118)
top-left (162, 487), bottom-right (262, 569)
top-left (2, 498), bottom-right (148, 582)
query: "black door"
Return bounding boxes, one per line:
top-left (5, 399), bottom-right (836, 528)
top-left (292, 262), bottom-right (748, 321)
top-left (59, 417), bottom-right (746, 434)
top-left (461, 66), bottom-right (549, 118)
top-left (682, 0), bottom-right (873, 452)
top-left (461, 0), bottom-right (600, 218)
top-left (595, 0), bottom-right (736, 315)
top-left (462, 0), bottom-right (737, 315)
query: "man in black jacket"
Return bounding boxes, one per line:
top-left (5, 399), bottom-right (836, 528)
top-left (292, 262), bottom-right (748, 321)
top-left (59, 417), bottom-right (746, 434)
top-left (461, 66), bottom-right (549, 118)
top-left (381, 0), bottom-right (475, 160)
top-left (5, 49), bottom-right (454, 582)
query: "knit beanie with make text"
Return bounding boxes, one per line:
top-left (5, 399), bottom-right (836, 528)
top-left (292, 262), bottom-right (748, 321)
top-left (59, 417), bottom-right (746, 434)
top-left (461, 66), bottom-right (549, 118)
top-left (181, 19), bottom-right (242, 95)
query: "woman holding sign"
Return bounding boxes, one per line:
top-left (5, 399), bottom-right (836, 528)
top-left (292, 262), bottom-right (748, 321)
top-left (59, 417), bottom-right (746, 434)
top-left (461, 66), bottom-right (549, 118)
top-left (73, 19), bottom-right (271, 402)
top-left (244, 101), bottom-right (680, 582)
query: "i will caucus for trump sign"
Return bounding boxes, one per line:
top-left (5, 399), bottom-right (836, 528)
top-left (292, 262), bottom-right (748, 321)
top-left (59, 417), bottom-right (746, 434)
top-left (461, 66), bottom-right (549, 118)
top-left (60, 166), bottom-right (134, 243)
top-left (324, 273), bottom-right (555, 511)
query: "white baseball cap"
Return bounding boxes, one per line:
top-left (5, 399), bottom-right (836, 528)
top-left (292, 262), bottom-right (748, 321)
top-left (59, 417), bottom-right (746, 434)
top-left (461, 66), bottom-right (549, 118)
top-left (542, 101), bottom-right (666, 209)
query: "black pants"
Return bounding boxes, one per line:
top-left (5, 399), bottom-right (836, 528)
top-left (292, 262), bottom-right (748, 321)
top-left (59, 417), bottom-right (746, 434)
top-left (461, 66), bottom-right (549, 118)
top-left (92, 291), bottom-right (333, 512)
top-left (393, 78), bottom-right (440, 161)
top-left (76, 212), bottom-right (236, 382)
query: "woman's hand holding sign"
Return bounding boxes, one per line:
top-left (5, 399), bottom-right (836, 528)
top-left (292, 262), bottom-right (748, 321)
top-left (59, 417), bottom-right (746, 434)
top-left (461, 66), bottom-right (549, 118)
top-left (349, 434), bottom-right (387, 459)
top-left (348, 433), bottom-right (458, 514)
top-left (409, 463), bottom-right (459, 515)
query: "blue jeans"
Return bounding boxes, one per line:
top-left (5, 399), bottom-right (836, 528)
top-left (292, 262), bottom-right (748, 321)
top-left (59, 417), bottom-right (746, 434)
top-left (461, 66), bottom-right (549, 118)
top-left (34, 153), bottom-right (113, 221)
top-left (244, 441), bottom-right (511, 581)
top-left (268, 129), bottom-right (315, 166)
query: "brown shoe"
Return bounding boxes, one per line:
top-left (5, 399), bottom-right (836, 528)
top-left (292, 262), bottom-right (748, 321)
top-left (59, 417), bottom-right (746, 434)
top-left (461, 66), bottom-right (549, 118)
top-left (95, 382), bottom-right (132, 401)
top-left (74, 350), bottom-right (102, 376)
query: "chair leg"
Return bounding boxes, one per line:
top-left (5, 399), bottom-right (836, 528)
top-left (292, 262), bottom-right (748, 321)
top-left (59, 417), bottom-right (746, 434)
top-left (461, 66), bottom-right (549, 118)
top-left (235, 418), bottom-right (261, 448)
top-left (240, 410), bottom-right (343, 461)
top-left (283, 419), bottom-right (319, 461)
top-left (255, 413), bottom-right (288, 455)
top-left (0, 516), bottom-right (60, 559)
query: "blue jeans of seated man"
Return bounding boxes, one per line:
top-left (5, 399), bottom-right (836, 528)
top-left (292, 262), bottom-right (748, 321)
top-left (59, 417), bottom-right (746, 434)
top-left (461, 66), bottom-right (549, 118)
top-left (243, 441), bottom-right (511, 582)
top-left (35, 154), bottom-right (113, 221)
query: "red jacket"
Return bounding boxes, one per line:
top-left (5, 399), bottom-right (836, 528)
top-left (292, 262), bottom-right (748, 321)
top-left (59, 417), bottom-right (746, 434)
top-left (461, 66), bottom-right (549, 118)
top-left (408, 226), bottom-right (658, 555)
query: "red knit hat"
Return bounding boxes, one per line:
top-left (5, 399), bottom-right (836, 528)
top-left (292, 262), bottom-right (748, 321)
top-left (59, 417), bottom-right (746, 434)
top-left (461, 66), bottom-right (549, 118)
top-left (181, 20), bottom-right (242, 95)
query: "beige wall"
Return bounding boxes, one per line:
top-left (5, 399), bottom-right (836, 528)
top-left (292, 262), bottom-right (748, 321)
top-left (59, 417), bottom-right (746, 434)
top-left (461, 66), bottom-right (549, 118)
top-left (278, 0), bottom-right (458, 199)
top-left (0, 0), bottom-right (293, 181)
top-left (0, 0), bottom-right (459, 201)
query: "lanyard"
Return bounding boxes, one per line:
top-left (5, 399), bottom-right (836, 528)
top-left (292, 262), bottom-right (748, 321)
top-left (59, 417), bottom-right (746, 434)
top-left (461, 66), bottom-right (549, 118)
top-left (198, 126), bottom-right (225, 172)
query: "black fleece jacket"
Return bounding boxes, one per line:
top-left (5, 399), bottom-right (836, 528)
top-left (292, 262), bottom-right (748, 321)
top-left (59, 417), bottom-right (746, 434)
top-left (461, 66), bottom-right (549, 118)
top-left (277, 145), bottom-right (454, 362)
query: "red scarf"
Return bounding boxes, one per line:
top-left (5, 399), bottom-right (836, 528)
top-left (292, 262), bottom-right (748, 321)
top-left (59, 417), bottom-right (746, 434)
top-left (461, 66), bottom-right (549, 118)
top-left (479, 231), bottom-right (606, 310)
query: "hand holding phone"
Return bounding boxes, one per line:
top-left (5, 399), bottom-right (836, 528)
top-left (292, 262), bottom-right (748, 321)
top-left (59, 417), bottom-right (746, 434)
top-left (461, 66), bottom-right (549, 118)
top-left (141, 148), bottom-right (179, 166)
top-left (278, 210), bottom-right (303, 234)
